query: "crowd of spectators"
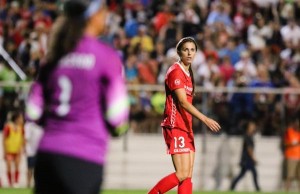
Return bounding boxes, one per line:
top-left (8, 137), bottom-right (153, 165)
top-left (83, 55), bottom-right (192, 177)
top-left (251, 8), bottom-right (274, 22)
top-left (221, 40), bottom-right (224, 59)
top-left (1, 0), bottom-right (300, 136)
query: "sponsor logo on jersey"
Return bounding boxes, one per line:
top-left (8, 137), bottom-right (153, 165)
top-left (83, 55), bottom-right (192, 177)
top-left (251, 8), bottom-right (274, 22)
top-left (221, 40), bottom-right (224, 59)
top-left (175, 79), bottom-right (180, 85)
top-left (184, 85), bottom-right (193, 92)
top-left (173, 148), bottom-right (190, 153)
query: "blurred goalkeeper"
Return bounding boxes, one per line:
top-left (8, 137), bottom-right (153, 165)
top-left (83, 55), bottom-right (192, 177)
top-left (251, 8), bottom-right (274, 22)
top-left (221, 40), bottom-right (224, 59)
top-left (25, 0), bottom-right (129, 194)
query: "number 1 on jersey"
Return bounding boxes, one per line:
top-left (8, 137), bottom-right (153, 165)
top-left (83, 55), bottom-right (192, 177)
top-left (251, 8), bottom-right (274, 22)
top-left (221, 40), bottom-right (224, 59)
top-left (57, 76), bottom-right (72, 116)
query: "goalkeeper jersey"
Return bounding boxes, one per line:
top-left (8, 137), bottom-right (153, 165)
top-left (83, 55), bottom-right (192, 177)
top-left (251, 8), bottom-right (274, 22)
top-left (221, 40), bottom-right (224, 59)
top-left (26, 35), bottom-right (129, 164)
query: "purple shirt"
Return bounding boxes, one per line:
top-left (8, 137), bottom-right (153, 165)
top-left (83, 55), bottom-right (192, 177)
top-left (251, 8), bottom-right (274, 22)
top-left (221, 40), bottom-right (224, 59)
top-left (26, 35), bottom-right (129, 164)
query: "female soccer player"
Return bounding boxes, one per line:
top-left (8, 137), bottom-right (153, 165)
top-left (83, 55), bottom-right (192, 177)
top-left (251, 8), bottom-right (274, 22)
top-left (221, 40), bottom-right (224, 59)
top-left (148, 37), bottom-right (221, 194)
top-left (25, 0), bottom-right (129, 194)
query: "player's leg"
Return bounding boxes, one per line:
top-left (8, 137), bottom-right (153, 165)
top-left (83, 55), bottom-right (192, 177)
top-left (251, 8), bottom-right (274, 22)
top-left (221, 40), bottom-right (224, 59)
top-left (250, 166), bottom-right (260, 191)
top-left (230, 166), bottom-right (247, 190)
top-left (172, 152), bottom-right (192, 182)
top-left (285, 159), bottom-right (297, 192)
top-left (171, 129), bottom-right (195, 194)
top-left (27, 156), bottom-right (35, 187)
top-left (148, 172), bottom-right (180, 194)
top-left (177, 151), bottom-right (195, 194)
top-left (147, 152), bottom-right (191, 194)
top-left (14, 153), bottom-right (21, 186)
top-left (5, 154), bottom-right (13, 187)
top-left (148, 128), bottom-right (189, 194)
top-left (297, 161), bottom-right (300, 191)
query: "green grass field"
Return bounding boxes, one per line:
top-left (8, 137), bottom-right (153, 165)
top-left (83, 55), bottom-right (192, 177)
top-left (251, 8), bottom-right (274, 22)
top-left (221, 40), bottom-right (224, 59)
top-left (0, 189), bottom-right (297, 194)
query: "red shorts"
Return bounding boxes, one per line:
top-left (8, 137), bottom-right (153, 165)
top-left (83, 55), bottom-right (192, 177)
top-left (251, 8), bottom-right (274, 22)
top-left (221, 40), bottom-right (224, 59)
top-left (163, 127), bottom-right (195, 154)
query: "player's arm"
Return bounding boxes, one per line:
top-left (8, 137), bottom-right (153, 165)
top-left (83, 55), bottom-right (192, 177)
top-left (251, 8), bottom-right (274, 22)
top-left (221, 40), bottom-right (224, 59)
top-left (103, 79), bottom-right (130, 137)
top-left (25, 82), bottom-right (45, 123)
top-left (247, 146), bottom-right (257, 164)
top-left (2, 124), bottom-right (10, 155)
top-left (102, 51), bottom-right (130, 137)
top-left (174, 88), bottom-right (220, 132)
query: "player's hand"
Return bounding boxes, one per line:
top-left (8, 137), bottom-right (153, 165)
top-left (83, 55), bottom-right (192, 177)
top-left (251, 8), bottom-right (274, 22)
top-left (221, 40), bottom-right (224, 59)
top-left (204, 117), bottom-right (221, 132)
top-left (107, 121), bottom-right (129, 137)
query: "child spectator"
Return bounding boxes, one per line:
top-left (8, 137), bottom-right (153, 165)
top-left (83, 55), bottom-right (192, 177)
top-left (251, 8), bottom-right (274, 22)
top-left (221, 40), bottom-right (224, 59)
top-left (24, 121), bottom-right (43, 188)
top-left (3, 110), bottom-right (25, 187)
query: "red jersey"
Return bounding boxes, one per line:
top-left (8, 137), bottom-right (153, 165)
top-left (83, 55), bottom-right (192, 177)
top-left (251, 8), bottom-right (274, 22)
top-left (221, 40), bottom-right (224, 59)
top-left (161, 62), bottom-right (193, 132)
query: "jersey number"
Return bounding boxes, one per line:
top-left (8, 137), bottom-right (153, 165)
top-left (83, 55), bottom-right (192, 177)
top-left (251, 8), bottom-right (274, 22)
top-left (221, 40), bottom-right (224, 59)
top-left (56, 76), bottom-right (72, 116)
top-left (174, 136), bottom-right (185, 148)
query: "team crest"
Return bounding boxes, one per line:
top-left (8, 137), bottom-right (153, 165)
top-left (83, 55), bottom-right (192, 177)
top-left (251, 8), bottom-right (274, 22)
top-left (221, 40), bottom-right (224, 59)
top-left (175, 79), bottom-right (180, 85)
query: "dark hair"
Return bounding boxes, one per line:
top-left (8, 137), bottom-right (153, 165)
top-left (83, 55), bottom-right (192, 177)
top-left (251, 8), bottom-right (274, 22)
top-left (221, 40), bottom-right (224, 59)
top-left (176, 37), bottom-right (198, 95)
top-left (10, 110), bottom-right (23, 122)
top-left (63, 0), bottom-right (89, 17)
top-left (176, 37), bottom-right (198, 54)
top-left (37, 1), bottom-right (88, 83)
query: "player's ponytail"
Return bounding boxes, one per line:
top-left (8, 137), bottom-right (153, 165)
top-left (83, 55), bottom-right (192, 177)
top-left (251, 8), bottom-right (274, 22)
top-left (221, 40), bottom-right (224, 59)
top-left (189, 66), bottom-right (195, 96)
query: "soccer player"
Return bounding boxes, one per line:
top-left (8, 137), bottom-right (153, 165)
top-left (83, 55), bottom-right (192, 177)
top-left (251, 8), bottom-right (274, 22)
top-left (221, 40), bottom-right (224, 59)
top-left (3, 110), bottom-right (25, 187)
top-left (148, 37), bottom-right (221, 194)
top-left (25, 0), bottom-right (129, 194)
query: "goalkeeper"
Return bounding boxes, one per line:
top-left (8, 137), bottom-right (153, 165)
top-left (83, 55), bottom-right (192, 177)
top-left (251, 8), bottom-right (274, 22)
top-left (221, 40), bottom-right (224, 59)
top-left (25, 0), bottom-right (129, 194)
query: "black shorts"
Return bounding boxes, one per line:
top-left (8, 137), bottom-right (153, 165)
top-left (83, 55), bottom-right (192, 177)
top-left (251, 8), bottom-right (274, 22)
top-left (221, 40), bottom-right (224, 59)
top-left (27, 156), bottom-right (36, 169)
top-left (34, 151), bottom-right (104, 194)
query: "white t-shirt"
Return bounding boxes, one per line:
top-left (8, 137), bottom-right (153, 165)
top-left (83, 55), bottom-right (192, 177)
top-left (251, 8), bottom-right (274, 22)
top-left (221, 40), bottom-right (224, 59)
top-left (24, 122), bottom-right (44, 157)
top-left (280, 24), bottom-right (300, 46)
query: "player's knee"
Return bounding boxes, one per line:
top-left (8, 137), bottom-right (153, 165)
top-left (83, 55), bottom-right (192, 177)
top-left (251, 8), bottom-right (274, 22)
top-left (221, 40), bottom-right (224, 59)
top-left (176, 171), bottom-right (190, 182)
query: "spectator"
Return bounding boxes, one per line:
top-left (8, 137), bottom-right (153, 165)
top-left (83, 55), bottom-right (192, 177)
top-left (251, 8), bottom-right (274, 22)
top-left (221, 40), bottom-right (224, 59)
top-left (150, 90), bottom-right (165, 115)
top-left (178, 3), bottom-right (201, 37)
top-left (206, 2), bottom-right (232, 27)
top-left (218, 55), bottom-right (235, 85)
top-left (283, 116), bottom-right (300, 192)
top-left (129, 24), bottom-right (154, 53)
top-left (247, 14), bottom-right (272, 51)
top-left (197, 54), bottom-right (220, 88)
top-left (3, 110), bottom-right (25, 187)
top-left (157, 47), bottom-right (177, 84)
top-left (137, 51), bottom-right (158, 84)
top-left (0, 60), bottom-right (18, 129)
top-left (158, 19), bottom-right (182, 53)
top-left (234, 50), bottom-right (257, 82)
top-left (249, 64), bottom-right (275, 135)
top-left (218, 38), bottom-right (241, 65)
top-left (283, 72), bottom-right (300, 118)
top-left (125, 54), bottom-right (139, 84)
top-left (151, 4), bottom-right (174, 33)
top-left (228, 71), bottom-right (254, 135)
top-left (24, 121), bottom-right (43, 188)
top-left (280, 18), bottom-right (300, 48)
